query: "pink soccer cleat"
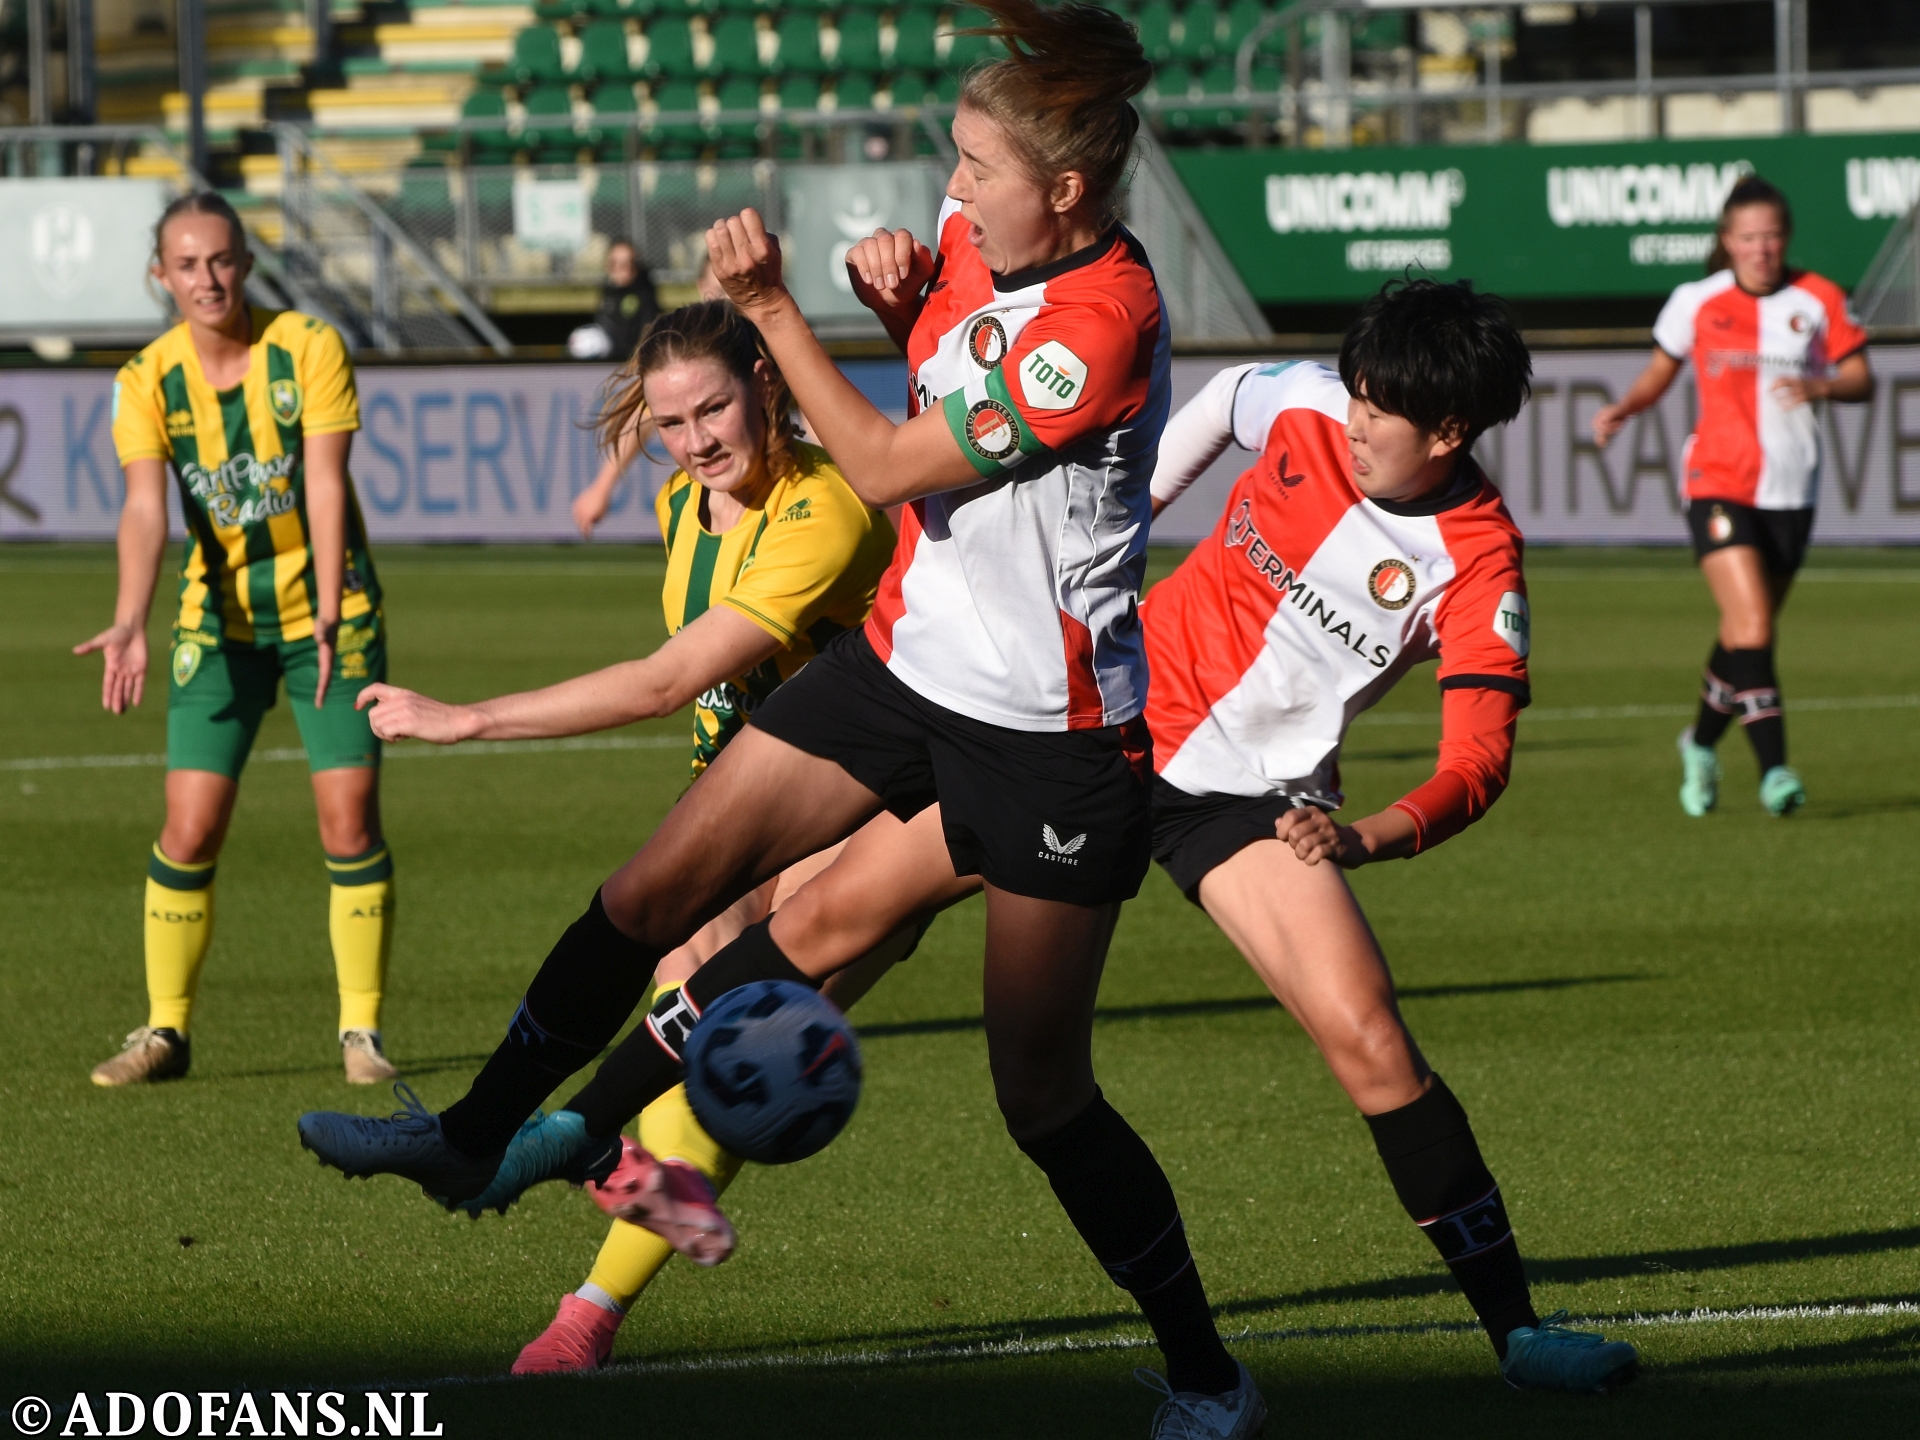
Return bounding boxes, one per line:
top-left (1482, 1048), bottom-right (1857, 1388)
top-left (511, 1294), bottom-right (623, 1375)
top-left (586, 1137), bottom-right (737, 1267)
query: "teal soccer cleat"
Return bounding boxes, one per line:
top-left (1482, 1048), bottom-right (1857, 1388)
top-left (1501, 1311), bottom-right (1639, 1393)
top-left (1759, 765), bottom-right (1806, 817)
top-left (454, 1108), bottom-right (604, 1219)
top-left (298, 1082), bottom-right (503, 1207)
top-left (1677, 728), bottom-right (1720, 817)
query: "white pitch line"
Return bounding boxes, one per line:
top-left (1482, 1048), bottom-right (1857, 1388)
top-left (0, 732), bottom-right (687, 772)
top-left (7, 696), bottom-right (1914, 773)
top-left (391, 1299), bottom-right (1920, 1390)
top-left (1352, 693), bottom-right (1920, 728)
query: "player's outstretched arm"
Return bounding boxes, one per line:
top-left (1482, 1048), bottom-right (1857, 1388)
top-left (73, 457), bottom-right (169, 714)
top-left (574, 427), bottom-right (643, 537)
top-left (357, 605), bottom-right (782, 744)
top-left (707, 209), bottom-right (987, 507)
top-left (843, 227), bottom-right (934, 353)
top-left (1592, 348), bottom-right (1683, 448)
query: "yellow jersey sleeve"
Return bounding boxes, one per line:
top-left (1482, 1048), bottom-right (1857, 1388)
top-left (111, 354), bottom-right (169, 464)
top-left (720, 461), bottom-right (876, 646)
top-left (298, 319), bottom-right (359, 435)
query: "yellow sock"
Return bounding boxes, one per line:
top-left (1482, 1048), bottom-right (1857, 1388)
top-left (327, 846), bottom-right (395, 1034)
top-left (145, 844), bottom-right (216, 1036)
top-left (583, 1080), bottom-right (744, 1308)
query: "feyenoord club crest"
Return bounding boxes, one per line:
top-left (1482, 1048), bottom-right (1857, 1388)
top-left (1367, 558), bottom-right (1417, 610)
top-left (1707, 504), bottom-right (1734, 543)
top-left (269, 378), bottom-right (304, 426)
top-left (964, 399), bottom-right (1021, 461)
top-left (967, 315), bottom-right (1009, 369)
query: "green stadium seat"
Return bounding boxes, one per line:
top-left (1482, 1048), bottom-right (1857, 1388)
top-left (591, 80), bottom-right (640, 113)
top-left (646, 76), bottom-right (707, 143)
top-left (1173, 0), bottom-right (1222, 63)
top-left (942, 7), bottom-right (997, 69)
top-left (521, 83), bottom-right (578, 151)
top-left (708, 13), bottom-right (762, 75)
top-left (576, 20), bottom-right (635, 82)
top-left (833, 8), bottom-right (885, 73)
top-left (888, 70), bottom-right (931, 107)
top-left (535, 0), bottom-right (588, 22)
top-left (771, 11), bottom-right (823, 72)
top-left (511, 26), bottom-right (568, 85)
top-left (1222, 0), bottom-right (1284, 57)
top-left (716, 74), bottom-right (764, 139)
top-left (461, 86), bottom-right (518, 161)
top-left (833, 72), bottom-right (877, 111)
top-left (932, 69), bottom-right (958, 103)
top-left (891, 7), bottom-right (939, 69)
top-left (591, 0), bottom-right (655, 16)
top-left (641, 15), bottom-right (698, 75)
top-left (1132, 0), bottom-right (1175, 63)
top-left (776, 73), bottom-right (821, 111)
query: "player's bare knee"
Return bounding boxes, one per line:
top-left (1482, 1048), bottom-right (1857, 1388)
top-left (1329, 1010), bottom-right (1418, 1093)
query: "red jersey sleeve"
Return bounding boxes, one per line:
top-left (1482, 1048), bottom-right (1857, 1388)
top-left (1810, 273), bottom-right (1868, 363)
top-left (1389, 496), bottom-right (1530, 852)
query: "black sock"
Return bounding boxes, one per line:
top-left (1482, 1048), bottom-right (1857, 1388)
top-left (1365, 1076), bottom-right (1538, 1359)
top-left (439, 891), bottom-right (660, 1158)
top-left (564, 917), bottom-right (820, 1139)
top-left (1722, 646), bottom-right (1787, 771)
top-left (1692, 643), bottom-right (1737, 748)
top-left (1016, 1092), bottom-right (1239, 1397)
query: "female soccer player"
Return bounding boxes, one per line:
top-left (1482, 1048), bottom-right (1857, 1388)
top-left (1593, 175), bottom-right (1871, 818)
top-left (354, 300), bottom-right (901, 1373)
top-left (530, 282), bottom-right (1643, 1399)
top-left (302, 5), bottom-right (1265, 1431)
top-left (80, 192), bottom-right (399, 1087)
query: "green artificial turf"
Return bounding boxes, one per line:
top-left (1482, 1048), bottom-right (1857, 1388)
top-left (2, 542), bottom-right (1917, 1438)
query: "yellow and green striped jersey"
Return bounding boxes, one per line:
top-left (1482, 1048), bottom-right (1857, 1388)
top-left (111, 308), bottom-right (379, 645)
top-left (656, 441), bottom-right (895, 776)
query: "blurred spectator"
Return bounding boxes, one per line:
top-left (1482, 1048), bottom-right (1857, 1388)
top-left (568, 240), bottom-right (661, 360)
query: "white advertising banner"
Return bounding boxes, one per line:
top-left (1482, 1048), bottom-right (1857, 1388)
top-left (3, 351), bottom-right (1916, 546)
top-left (0, 359), bottom-right (909, 543)
top-left (1149, 350), bottom-right (1920, 546)
top-left (0, 178), bottom-right (173, 340)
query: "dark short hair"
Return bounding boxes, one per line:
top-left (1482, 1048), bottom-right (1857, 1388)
top-left (1338, 277), bottom-right (1531, 443)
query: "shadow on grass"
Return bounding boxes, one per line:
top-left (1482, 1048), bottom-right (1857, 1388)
top-left (1801, 796), bottom-right (1920, 821)
top-left (857, 975), bottom-right (1652, 1040)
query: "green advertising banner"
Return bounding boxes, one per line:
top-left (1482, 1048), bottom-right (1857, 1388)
top-left (1167, 133), bottom-right (1920, 303)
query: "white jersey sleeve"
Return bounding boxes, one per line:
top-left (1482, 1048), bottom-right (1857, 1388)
top-left (1652, 277), bottom-right (1709, 360)
top-left (1149, 362), bottom-right (1259, 505)
top-left (1149, 360), bottom-right (1329, 506)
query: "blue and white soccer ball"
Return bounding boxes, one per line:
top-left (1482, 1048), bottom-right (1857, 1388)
top-left (683, 980), bottom-right (863, 1165)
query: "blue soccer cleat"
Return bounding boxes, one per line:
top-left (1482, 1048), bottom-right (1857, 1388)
top-left (454, 1108), bottom-right (602, 1219)
top-left (298, 1082), bottom-right (503, 1207)
top-left (1501, 1311), bottom-right (1639, 1393)
top-left (1677, 728), bottom-right (1720, 817)
top-left (1759, 765), bottom-right (1806, 817)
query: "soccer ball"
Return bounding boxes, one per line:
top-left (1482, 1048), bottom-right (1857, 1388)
top-left (683, 980), bottom-right (863, 1165)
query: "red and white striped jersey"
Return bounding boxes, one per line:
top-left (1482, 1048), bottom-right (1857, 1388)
top-left (1652, 268), bottom-right (1866, 511)
top-left (864, 201), bottom-right (1171, 732)
top-left (1142, 362), bottom-right (1530, 845)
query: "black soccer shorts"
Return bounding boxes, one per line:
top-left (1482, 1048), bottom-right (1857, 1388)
top-left (749, 629), bottom-right (1153, 907)
top-left (1686, 499), bottom-right (1814, 577)
top-left (1149, 774), bottom-right (1330, 904)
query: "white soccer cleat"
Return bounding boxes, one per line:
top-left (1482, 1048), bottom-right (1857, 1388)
top-left (1137, 1362), bottom-right (1267, 1439)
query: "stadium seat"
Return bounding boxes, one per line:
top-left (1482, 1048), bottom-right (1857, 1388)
top-left (832, 72), bottom-right (878, 112)
top-left (776, 73), bottom-right (821, 112)
top-left (535, 0), bottom-right (590, 22)
top-left (590, 0), bottom-right (655, 16)
top-left (1223, 0), bottom-right (1286, 58)
top-left (832, 8), bottom-right (885, 73)
top-left (646, 76), bottom-right (707, 143)
top-left (888, 70), bottom-right (931, 107)
top-left (715, 74), bottom-right (764, 140)
top-left (511, 26), bottom-right (568, 85)
top-left (890, 7), bottom-right (939, 70)
top-left (1173, 0), bottom-right (1223, 63)
top-left (576, 20), bottom-right (635, 82)
top-left (942, 7), bottom-right (996, 69)
top-left (771, 11), bottom-right (823, 72)
top-left (521, 82), bottom-right (580, 152)
top-left (641, 16), bottom-right (698, 76)
top-left (461, 86), bottom-right (518, 161)
top-left (1132, 0), bottom-right (1175, 63)
top-left (708, 12), bottom-right (763, 75)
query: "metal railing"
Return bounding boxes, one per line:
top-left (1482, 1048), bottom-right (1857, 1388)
top-left (1854, 200), bottom-right (1920, 330)
top-left (273, 126), bottom-right (512, 354)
